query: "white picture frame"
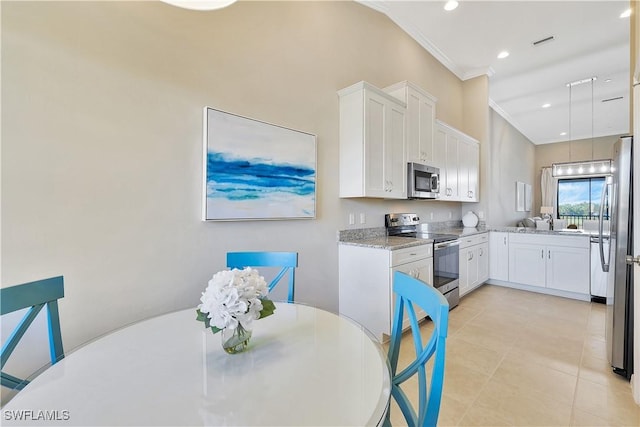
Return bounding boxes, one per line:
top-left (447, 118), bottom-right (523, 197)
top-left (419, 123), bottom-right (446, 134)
top-left (516, 181), bottom-right (525, 212)
top-left (203, 107), bottom-right (317, 221)
top-left (525, 183), bottom-right (532, 212)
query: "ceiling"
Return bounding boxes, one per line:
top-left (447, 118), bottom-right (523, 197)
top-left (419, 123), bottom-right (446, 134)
top-left (360, 1), bottom-right (631, 145)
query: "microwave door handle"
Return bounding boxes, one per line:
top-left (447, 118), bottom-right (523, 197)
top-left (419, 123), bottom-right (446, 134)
top-left (599, 182), bottom-right (610, 272)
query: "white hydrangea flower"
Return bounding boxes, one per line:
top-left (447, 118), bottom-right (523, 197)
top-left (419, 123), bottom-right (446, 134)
top-left (198, 267), bottom-right (269, 330)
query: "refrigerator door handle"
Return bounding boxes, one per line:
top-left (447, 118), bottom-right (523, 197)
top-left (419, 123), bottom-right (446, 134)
top-left (599, 182), bottom-right (610, 272)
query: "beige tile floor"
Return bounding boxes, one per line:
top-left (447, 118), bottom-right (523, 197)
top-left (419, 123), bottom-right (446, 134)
top-left (387, 284), bottom-right (640, 426)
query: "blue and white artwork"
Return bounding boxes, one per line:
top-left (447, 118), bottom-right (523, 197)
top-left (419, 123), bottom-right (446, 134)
top-left (203, 107), bottom-right (316, 221)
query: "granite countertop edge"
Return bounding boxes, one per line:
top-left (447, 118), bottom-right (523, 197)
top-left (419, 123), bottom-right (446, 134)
top-left (338, 225), bottom-right (590, 250)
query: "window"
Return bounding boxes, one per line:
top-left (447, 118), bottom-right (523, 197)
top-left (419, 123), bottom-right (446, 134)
top-left (557, 177), bottom-right (609, 228)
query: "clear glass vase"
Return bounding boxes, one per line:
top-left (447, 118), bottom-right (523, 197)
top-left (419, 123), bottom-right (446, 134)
top-left (221, 324), bottom-right (252, 354)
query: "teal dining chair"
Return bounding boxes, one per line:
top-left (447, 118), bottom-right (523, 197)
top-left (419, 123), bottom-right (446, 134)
top-left (1, 276), bottom-right (65, 390)
top-left (385, 271), bottom-right (449, 427)
top-left (226, 252), bottom-right (298, 303)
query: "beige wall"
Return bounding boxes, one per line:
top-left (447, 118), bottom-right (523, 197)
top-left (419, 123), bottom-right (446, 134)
top-left (487, 108), bottom-right (536, 226)
top-left (462, 75), bottom-right (490, 221)
top-left (2, 1), bottom-right (479, 351)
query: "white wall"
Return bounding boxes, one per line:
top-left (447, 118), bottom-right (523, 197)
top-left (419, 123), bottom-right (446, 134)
top-left (2, 1), bottom-right (478, 352)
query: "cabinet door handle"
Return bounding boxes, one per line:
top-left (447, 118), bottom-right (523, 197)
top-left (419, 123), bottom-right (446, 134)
top-left (479, 248), bottom-right (483, 256)
top-left (468, 252), bottom-right (473, 261)
top-left (503, 237), bottom-right (507, 245)
top-left (541, 249), bottom-right (544, 258)
top-left (548, 250), bottom-right (551, 259)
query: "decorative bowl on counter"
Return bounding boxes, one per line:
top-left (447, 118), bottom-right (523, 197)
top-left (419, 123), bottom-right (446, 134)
top-left (462, 211), bottom-right (479, 228)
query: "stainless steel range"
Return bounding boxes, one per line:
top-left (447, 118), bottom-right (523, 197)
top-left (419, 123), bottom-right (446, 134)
top-left (385, 213), bottom-right (460, 309)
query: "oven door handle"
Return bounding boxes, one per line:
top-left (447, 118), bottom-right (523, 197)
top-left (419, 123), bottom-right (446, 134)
top-left (434, 240), bottom-right (460, 249)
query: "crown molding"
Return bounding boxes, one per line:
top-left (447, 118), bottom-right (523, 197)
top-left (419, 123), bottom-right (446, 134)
top-left (357, 1), bottom-right (465, 80)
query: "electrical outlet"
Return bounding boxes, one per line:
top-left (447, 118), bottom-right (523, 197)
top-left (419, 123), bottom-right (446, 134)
top-left (448, 211), bottom-right (452, 219)
top-left (430, 212), bottom-right (434, 220)
top-left (348, 213), bottom-right (355, 225)
top-left (478, 211), bottom-right (485, 219)
top-left (359, 213), bottom-right (366, 224)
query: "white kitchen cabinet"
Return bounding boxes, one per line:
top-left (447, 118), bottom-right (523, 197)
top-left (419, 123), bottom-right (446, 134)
top-left (546, 245), bottom-right (590, 293)
top-left (338, 81), bottom-right (406, 199)
top-left (508, 233), bottom-right (590, 296)
top-left (434, 120), bottom-right (479, 202)
top-left (459, 138), bottom-right (479, 202)
top-left (477, 242), bottom-right (489, 284)
top-left (459, 233), bottom-right (489, 297)
top-left (392, 256), bottom-right (433, 329)
top-left (384, 81), bottom-right (437, 165)
top-left (489, 232), bottom-right (509, 281)
top-left (433, 124), bottom-right (457, 200)
top-left (508, 242), bottom-right (547, 287)
top-left (338, 243), bottom-right (433, 341)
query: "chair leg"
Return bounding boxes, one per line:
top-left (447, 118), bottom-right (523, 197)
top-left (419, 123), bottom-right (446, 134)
top-left (46, 301), bottom-right (64, 363)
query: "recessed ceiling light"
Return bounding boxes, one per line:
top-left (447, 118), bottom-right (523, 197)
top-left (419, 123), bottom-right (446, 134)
top-left (497, 51), bottom-right (510, 59)
top-left (620, 9), bottom-right (631, 18)
top-left (444, 1), bottom-right (459, 11)
top-left (542, 103), bottom-right (551, 108)
top-left (161, 0), bottom-right (237, 10)
top-left (605, 78), bottom-right (612, 83)
top-left (560, 132), bottom-right (567, 136)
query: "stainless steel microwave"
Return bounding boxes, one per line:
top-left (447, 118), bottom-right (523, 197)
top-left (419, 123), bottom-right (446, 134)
top-left (407, 162), bottom-right (440, 199)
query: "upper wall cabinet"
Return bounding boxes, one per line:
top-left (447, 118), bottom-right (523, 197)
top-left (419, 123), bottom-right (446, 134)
top-left (434, 120), bottom-right (479, 202)
top-left (338, 81), bottom-right (407, 199)
top-left (459, 136), bottom-right (479, 202)
top-left (384, 81), bottom-right (437, 165)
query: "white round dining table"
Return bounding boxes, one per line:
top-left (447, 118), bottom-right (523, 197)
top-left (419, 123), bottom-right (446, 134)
top-left (1, 302), bottom-right (390, 426)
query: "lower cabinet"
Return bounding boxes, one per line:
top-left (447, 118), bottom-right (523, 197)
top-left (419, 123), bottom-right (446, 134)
top-left (338, 243), bottom-right (433, 342)
top-left (392, 254), bottom-right (433, 331)
top-left (489, 232), bottom-right (509, 281)
top-left (508, 233), bottom-right (590, 295)
top-left (459, 233), bottom-right (489, 297)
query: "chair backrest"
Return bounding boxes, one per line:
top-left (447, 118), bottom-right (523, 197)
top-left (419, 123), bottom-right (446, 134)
top-left (1, 276), bottom-right (65, 390)
top-left (386, 271), bottom-right (449, 427)
top-left (226, 252), bottom-right (298, 303)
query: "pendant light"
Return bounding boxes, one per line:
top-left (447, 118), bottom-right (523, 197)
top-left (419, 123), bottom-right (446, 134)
top-left (552, 77), bottom-right (612, 177)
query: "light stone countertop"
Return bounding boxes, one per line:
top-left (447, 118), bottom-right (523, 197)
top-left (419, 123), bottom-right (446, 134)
top-left (338, 225), bottom-right (590, 250)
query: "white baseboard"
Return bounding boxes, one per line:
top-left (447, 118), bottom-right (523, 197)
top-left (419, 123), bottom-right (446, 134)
top-left (485, 279), bottom-right (591, 301)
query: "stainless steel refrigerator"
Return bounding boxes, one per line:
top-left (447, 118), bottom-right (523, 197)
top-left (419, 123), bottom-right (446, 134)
top-left (603, 135), bottom-right (634, 379)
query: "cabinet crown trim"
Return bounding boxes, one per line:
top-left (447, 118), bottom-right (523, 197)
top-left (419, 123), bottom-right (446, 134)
top-left (383, 81), bottom-right (438, 102)
top-left (435, 119), bottom-right (479, 143)
top-left (338, 81), bottom-right (407, 107)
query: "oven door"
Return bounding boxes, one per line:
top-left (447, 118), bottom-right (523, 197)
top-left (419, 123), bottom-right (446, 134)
top-left (433, 240), bottom-right (460, 307)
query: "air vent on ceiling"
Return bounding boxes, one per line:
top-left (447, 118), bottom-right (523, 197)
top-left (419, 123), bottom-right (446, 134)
top-left (602, 96), bottom-right (624, 103)
top-left (532, 36), bottom-right (555, 46)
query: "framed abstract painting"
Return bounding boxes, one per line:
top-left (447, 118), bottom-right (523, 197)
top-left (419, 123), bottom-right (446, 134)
top-left (203, 107), bottom-right (317, 221)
